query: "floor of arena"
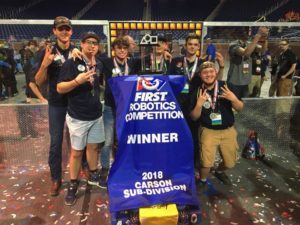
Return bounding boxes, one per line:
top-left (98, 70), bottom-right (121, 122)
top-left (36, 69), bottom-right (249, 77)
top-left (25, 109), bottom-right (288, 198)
top-left (0, 145), bottom-right (299, 225)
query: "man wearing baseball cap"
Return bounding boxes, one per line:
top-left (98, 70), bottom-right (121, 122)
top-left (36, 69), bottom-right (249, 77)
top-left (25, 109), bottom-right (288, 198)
top-left (190, 62), bottom-right (243, 188)
top-left (57, 32), bottom-right (105, 205)
top-left (34, 16), bottom-right (75, 196)
top-left (53, 16), bottom-right (72, 30)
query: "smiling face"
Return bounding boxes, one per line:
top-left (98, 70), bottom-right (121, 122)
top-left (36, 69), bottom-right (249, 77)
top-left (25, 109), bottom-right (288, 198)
top-left (53, 25), bottom-right (72, 44)
top-left (113, 45), bottom-right (128, 61)
top-left (185, 38), bottom-right (200, 57)
top-left (199, 62), bottom-right (217, 86)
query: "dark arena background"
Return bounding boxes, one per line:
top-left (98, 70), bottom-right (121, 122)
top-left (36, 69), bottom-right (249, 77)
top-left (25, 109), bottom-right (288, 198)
top-left (0, 0), bottom-right (300, 224)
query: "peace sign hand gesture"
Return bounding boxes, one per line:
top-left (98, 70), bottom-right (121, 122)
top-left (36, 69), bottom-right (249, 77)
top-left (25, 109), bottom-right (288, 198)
top-left (196, 88), bottom-right (208, 107)
top-left (220, 85), bottom-right (238, 102)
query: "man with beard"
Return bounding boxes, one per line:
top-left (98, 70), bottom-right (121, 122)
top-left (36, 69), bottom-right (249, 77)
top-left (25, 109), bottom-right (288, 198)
top-left (57, 32), bottom-right (105, 205)
top-left (169, 33), bottom-right (224, 180)
top-left (190, 62), bottom-right (243, 187)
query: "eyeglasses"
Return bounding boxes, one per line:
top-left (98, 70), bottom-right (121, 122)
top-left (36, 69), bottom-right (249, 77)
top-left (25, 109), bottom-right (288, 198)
top-left (85, 40), bottom-right (99, 46)
top-left (57, 26), bottom-right (71, 32)
top-left (279, 43), bottom-right (288, 46)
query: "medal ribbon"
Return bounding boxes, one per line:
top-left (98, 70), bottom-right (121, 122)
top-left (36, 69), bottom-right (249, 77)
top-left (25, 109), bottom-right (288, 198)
top-left (113, 57), bottom-right (129, 76)
top-left (184, 57), bottom-right (198, 80)
top-left (55, 48), bottom-right (72, 64)
top-left (202, 80), bottom-right (218, 111)
top-left (82, 57), bottom-right (95, 87)
top-left (151, 54), bottom-right (164, 72)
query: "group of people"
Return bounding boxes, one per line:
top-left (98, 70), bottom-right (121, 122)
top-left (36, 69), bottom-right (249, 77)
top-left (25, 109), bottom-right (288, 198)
top-left (0, 46), bottom-right (18, 100)
top-left (27, 15), bottom-right (298, 207)
top-left (0, 38), bottom-right (50, 103)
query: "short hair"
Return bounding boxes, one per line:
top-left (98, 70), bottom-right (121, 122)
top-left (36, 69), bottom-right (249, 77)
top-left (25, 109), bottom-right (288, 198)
top-left (112, 36), bottom-right (129, 49)
top-left (280, 38), bottom-right (289, 44)
top-left (185, 33), bottom-right (200, 43)
top-left (199, 61), bottom-right (216, 73)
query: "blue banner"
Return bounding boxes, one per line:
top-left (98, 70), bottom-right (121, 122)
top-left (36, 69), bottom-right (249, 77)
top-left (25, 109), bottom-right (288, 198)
top-left (108, 75), bottom-right (198, 212)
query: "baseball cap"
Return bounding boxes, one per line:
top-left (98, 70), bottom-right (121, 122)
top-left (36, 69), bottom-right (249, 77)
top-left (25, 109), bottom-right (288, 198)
top-left (81, 32), bottom-right (100, 43)
top-left (199, 61), bottom-right (216, 73)
top-left (53, 16), bottom-right (72, 29)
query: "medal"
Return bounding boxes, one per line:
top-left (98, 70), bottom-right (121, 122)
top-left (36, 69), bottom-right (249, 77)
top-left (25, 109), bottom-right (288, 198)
top-left (54, 54), bottom-right (61, 61)
top-left (112, 68), bottom-right (121, 76)
top-left (210, 113), bottom-right (217, 120)
top-left (203, 101), bottom-right (210, 109)
top-left (113, 57), bottom-right (128, 76)
top-left (77, 64), bottom-right (85, 72)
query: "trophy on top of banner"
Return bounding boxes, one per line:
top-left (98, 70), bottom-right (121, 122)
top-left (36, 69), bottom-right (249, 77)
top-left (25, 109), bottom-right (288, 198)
top-left (139, 33), bottom-right (170, 75)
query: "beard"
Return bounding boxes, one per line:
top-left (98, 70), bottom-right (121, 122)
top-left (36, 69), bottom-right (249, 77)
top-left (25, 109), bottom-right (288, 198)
top-left (202, 78), bottom-right (216, 88)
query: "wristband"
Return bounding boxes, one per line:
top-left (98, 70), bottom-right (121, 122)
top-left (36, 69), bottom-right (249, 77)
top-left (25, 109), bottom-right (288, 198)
top-left (74, 79), bottom-right (80, 86)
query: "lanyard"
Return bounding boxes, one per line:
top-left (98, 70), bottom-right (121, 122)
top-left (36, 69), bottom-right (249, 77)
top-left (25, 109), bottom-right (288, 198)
top-left (82, 57), bottom-right (95, 86)
top-left (151, 54), bottom-right (164, 72)
top-left (55, 48), bottom-right (71, 64)
top-left (184, 57), bottom-right (198, 80)
top-left (113, 57), bottom-right (129, 76)
top-left (202, 80), bottom-right (218, 110)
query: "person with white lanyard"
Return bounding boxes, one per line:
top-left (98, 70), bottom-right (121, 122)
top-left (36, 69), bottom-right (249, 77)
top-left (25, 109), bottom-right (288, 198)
top-left (99, 37), bottom-right (139, 187)
top-left (34, 16), bottom-right (77, 197)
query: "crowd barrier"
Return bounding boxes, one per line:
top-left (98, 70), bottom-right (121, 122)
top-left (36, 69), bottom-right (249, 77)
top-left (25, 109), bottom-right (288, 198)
top-left (0, 97), bottom-right (299, 170)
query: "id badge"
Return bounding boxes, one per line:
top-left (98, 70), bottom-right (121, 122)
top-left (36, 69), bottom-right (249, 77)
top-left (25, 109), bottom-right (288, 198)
top-left (256, 66), bottom-right (261, 73)
top-left (210, 113), bottom-right (222, 125)
top-left (243, 63), bottom-right (249, 74)
top-left (181, 83), bottom-right (189, 94)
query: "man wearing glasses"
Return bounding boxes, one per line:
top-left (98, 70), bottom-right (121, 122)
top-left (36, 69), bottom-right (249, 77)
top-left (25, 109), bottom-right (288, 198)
top-left (57, 32), bottom-right (105, 206)
top-left (276, 39), bottom-right (297, 96)
top-left (34, 16), bottom-right (75, 196)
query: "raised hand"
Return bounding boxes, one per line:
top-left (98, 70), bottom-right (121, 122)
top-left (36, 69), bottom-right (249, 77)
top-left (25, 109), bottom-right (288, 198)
top-left (75, 70), bottom-right (96, 85)
top-left (72, 48), bottom-right (83, 61)
top-left (219, 85), bottom-right (238, 102)
top-left (41, 46), bottom-right (55, 68)
top-left (257, 26), bottom-right (269, 37)
top-left (196, 88), bottom-right (208, 107)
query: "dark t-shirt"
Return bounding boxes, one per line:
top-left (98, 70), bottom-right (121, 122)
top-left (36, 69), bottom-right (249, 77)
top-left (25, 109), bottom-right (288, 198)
top-left (101, 57), bottom-right (139, 109)
top-left (169, 56), bottom-right (203, 116)
top-left (189, 81), bottom-right (240, 130)
top-left (277, 49), bottom-right (297, 79)
top-left (32, 44), bottom-right (74, 106)
top-left (58, 58), bottom-right (103, 121)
